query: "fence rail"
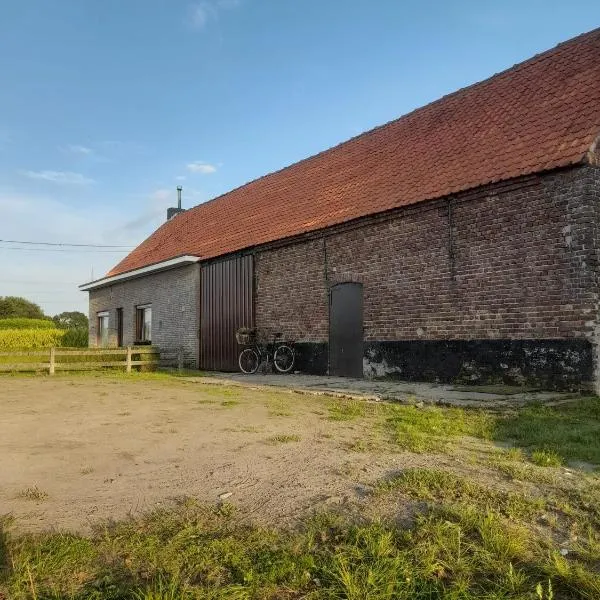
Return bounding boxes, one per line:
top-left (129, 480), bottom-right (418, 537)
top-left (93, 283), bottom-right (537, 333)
top-left (0, 346), bottom-right (159, 374)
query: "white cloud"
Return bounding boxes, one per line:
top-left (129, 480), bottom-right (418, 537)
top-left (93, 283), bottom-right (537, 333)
top-left (189, 0), bottom-right (241, 29)
top-left (21, 170), bottom-right (95, 185)
top-left (66, 144), bottom-right (93, 155)
top-left (191, 2), bottom-right (217, 28)
top-left (186, 161), bottom-right (217, 174)
top-left (0, 192), bottom-right (134, 314)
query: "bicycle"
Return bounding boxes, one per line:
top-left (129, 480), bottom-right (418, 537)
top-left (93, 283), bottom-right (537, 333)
top-left (236, 328), bottom-right (295, 374)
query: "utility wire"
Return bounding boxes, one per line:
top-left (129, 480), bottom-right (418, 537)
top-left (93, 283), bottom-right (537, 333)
top-left (0, 238), bottom-right (133, 248)
top-left (0, 247), bottom-right (128, 253)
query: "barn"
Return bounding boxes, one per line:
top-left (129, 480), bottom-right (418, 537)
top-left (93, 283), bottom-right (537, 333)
top-left (80, 28), bottom-right (600, 390)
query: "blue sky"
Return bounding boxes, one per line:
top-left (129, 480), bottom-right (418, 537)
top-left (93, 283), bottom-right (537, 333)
top-left (0, 0), bottom-right (598, 314)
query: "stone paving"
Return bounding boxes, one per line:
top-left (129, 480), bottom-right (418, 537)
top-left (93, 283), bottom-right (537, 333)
top-left (191, 372), bottom-right (580, 408)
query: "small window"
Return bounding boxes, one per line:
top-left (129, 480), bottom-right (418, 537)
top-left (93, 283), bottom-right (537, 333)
top-left (136, 305), bottom-right (152, 343)
top-left (97, 311), bottom-right (109, 347)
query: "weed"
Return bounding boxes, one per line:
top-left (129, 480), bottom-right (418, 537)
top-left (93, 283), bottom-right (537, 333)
top-left (17, 486), bottom-right (48, 501)
top-left (266, 434), bottom-right (301, 444)
top-left (80, 466), bottom-right (94, 475)
top-left (532, 449), bottom-right (563, 467)
top-left (269, 409), bottom-right (292, 417)
top-left (346, 438), bottom-right (376, 452)
top-left (221, 400), bottom-right (240, 407)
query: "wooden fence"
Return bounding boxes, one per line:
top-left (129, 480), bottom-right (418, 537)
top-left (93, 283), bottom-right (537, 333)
top-left (0, 346), bottom-right (159, 374)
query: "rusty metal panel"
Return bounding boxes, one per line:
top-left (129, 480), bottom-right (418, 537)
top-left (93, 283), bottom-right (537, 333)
top-left (200, 255), bottom-right (254, 371)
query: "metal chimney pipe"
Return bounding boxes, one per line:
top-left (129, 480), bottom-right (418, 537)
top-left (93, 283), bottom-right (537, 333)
top-left (176, 186), bottom-right (182, 209)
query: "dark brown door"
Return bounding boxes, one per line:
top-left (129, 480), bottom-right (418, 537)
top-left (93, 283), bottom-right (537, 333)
top-left (200, 255), bottom-right (254, 371)
top-left (329, 282), bottom-right (364, 378)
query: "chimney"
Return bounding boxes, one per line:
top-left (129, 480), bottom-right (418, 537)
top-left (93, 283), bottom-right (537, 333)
top-left (167, 186), bottom-right (185, 220)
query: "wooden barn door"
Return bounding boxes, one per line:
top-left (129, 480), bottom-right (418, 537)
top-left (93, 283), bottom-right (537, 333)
top-left (200, 255), bottom-right (254, 371)
top-left (329, 282), bottom-right (364, 378)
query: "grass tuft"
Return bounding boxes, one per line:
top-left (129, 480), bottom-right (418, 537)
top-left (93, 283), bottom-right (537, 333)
top-left (266, 434), bottom-right (301, 444)
top-left (532, 449), bottom-right (563, 467)
top-left (17, 486), bottom-right (49, 501)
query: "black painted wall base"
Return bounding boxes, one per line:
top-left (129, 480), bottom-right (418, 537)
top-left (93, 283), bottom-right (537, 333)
top-left (294, 339), bottom-right (593, 390)
top-left (293, 342), bottom-right (328, 375)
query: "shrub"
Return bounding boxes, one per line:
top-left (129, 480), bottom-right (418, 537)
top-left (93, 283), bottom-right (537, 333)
top-left (60, 327), bottom-right (88, 348)
top-left (0, 328), bottom-right (65, 350)
top-left (0, 318), bottom-right (55, 330)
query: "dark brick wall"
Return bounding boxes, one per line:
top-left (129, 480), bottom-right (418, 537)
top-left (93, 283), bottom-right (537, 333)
top-left (255, 165), bottom-right (600, 387)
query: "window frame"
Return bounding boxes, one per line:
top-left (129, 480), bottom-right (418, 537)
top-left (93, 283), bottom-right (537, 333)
top-left (135, 304), bottom-right (152, 344)
top-left (116, 308), bottom-right (124, 347)
top-left (97, 311), bottom-right (109, 347)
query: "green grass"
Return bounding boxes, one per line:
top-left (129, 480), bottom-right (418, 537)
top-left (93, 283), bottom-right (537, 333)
top-left (2, 499), bottom-right (599, 599)
top-left (377, 468), bottom-right (546, 520)
top-left (221, 399), bottom-right (241, 407)
top-left (531, 449), bottom-right (563, 467)
top-left (327, 398), bottom-right (378, 421)
top-left (384, 404), bottom-right (494, 453)
top-left (494, 399), bottom-right (600, 464)
top-left (382, 397), bottom-right (600, 466)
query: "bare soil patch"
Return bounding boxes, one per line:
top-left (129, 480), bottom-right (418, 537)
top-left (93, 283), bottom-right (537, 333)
top-left (1, 374), bottom-right (443, 532)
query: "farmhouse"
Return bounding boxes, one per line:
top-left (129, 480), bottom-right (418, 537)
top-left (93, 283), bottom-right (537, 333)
top-left (81, 28), bottom-right (600, 390)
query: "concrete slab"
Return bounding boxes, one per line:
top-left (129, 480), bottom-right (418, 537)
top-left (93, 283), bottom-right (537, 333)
top-left (188, 372), bottom-right (580, 408)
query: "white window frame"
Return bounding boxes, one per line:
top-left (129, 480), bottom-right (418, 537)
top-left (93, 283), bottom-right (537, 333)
top-left (97, 311), bottom-right (109, 347)
top-left (135, 304), bottom-right (152, 343)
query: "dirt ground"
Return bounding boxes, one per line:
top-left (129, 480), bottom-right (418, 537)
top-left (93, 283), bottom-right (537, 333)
top-left (0, 374), bottom-right (453, 533)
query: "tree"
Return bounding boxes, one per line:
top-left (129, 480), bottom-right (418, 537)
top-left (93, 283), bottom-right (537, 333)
top-left (0, 296), bottom-right (46, 319)
top-left (53, 311), bottom-right (89, 329)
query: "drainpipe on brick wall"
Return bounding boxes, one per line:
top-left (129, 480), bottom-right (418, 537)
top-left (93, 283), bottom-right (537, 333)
top-left (447, 197), bottom-right (456, 280)
top-left (323, 237), bottom-right (330, 375)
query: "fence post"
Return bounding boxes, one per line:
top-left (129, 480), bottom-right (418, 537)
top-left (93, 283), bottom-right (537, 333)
top-left (49, 347), bottom-right (55, 375)
top-left (178, 347), bottom-right (184, 373)
top-left (126, 346), bottom-right (132, 373)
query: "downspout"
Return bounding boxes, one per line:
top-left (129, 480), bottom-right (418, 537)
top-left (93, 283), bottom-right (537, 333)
top-left (447, 197), bottom-right (456, 281)
top-left (323, 237), bottom-right (330, 375)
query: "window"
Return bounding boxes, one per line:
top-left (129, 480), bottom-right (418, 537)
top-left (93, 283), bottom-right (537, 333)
top-left (97, 311), bottom-right (109, 347)
top-left (116, 308), bottom-right (123, 347)
top-left (136, 305), bottom-right (152, 343)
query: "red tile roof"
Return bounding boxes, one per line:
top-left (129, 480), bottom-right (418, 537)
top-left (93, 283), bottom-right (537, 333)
top-left (109, 28), bottom-right (600, 277)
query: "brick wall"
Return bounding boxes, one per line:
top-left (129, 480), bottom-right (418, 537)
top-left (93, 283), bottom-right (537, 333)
top-left (255, 165), bottom-right (600, 386)
top-left (88, 264), bottom-right (200, 367)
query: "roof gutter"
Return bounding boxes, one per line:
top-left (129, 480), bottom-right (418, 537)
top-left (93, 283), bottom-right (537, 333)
top-left (79, 255), bottom-right (201, 292)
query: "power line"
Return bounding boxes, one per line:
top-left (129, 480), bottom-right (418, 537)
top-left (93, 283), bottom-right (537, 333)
top-left (0, 238), bottom-right (133, 248)
top-left (0, 246), bottom-right (128, 253)
top-left (2, 280), bottom-right (80, 284)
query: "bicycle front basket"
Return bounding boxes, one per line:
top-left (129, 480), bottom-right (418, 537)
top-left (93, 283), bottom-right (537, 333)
top-left (236, 328), bottom-right (256, 345)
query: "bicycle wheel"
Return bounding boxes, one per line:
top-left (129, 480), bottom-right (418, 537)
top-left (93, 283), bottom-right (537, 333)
top-left (239, 348), bottom-right (260, 374)
top-left (274, 345), bottom-right (295, 373)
